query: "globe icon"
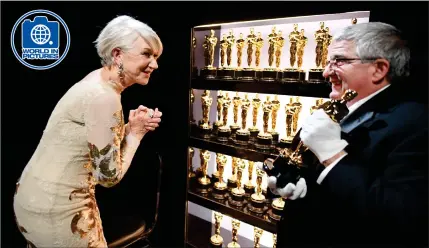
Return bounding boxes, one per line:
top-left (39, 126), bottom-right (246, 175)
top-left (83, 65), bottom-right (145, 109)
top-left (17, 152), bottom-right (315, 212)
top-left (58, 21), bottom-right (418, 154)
top-left (30, 24), bottom-right (51, 45)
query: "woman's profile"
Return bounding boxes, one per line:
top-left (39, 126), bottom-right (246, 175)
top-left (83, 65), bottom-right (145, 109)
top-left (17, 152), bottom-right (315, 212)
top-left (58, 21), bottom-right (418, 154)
top-left (13, 15), bottom-right (163, 247)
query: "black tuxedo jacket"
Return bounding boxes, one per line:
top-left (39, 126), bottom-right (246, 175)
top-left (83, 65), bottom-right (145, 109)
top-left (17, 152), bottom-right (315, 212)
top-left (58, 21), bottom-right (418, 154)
top-left (277, 85), bottom-right (428, 248)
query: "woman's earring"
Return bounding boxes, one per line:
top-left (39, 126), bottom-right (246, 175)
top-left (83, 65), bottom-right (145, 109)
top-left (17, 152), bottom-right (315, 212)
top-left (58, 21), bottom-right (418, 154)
top-left (117, 62), bottom-right (125, 80)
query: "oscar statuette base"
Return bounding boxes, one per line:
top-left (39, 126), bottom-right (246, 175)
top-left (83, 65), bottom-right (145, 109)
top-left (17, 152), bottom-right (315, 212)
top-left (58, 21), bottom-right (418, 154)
top-left (244, 183), bottom-right (255, 197)
top-left (213, 121), bottom-right (223, 135)
top-left (212, 181), bottom-right (228, 200)
top-left (227, 177), bottom-right (237, 191)
top-left (268, 197), bottom-right (285, 221)
top-left (198, 121), bottom-right (213, 139)
top-left (248, 127), bottom-right (260, 143)
top-left (217, 67), bottom-right (235, 80)
top-left (230, 124), bottom-right (240, 137)
top-left (256, 132), bottom-right (273, 150)
top-left (248, 193), bottom-right (266, 214)
top-left (197, 176), bottom-right (211, 194)
top-left (212, 171), bottom-right (220, 184)
top-left (238, 68), bottom-right (256, 81)
top-left (200, 66), bottom-right (217, 80)
top-left (281, 68), bottom-right (305, 83)
top-left (260, 68), bottom-right (278, 82)
top-left (270, 131), bottom-right (279, 145)
top-left (217, 126), bottom-right (231, 142)
top-left (234, 129), bottom-right (250, 145)
top-left (227, 241), bottom-right (241, 248)
top-left (229, 188), bottom-right (245, 207)
top-left (308, 68), bottom-right (326, 83)
top-left (278, 137), bottom-right (293, 148)
top-left (210, 234), bottom-right (223, 248)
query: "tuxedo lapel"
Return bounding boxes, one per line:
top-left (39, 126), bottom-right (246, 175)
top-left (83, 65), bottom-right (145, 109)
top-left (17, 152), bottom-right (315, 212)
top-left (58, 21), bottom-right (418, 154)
top-left (340, 84), bottom-right (401, 133)
top-left (341, 111), bottom-right (375, 133)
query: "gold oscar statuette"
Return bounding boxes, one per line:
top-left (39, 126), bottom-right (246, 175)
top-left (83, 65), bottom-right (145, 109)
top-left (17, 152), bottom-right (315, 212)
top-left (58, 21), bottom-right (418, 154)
top-left (230, 159), bottom-right (246, 206)
top-left (267, 26), bottom-right (277, 68)
top-left (190, 89), bottom-right (195, 125)
top-left (279, 97), bottom-right (295, 144)
top-left (256, 95), bottom-right (273, 149)
top-left (314, 22), bottom-right (326, 68)
top-left (203, 35), bottom-right (210, 67)
top-left (261, 27), bottom-right (278, 81)
top-left (274, 30), bottom-right (285, 69)
top-left (246, 28), bottom-right (256, 68)
top-left (310, 98), bottom-right (325, 114)
top-left (213, 152), bottom-right (222, 182)
top-left (244, 160), bottom-right (255, 195)
top-left (217, 92), bottom-right (232, 142)
top-left (227, 157), bottom-right (238, 190)
top-left (307, 22), bottom-right (327, 82)
top-left (198, 150), bottom-right (211, 187)
top-left (230, 92), bottom-right (241, 133)
top-left (192, 33), bottom-right (198, 78)
top-left (292, 96), bottom-right (303, 135)
top-left (228, 219), bottom-right (241, 248)
top-left (208, 29), bottom-right (218, 68)
top-left (253, 227), bottom-right (263, 248)
top-left (239, 28), bottom-right (257, 80)
top-left (199, 90), bottom-right (213, 138)
top-left (273, 234), bottom-right (277, 248)
top-left (188, 147), bottom-right (195, 178)
top-left (226, 29), bottom-right (235, 68)
top-left (212, 154), bottom-right (228, 199)
top-left (214, 91), bottom-right (224, 132)
top-left (255, 32), bottom-right (264, 69)
top-left (220, 34), bottom-right (228, 68)
top-left (235, 94), bottom-right (251, 145)
top-left (270, 95), bottom-right (281, 143)
top-left (236, 33), bottom-right (245, 69)
top-left (248, 94), bottom-right (261, 138)
top-left (269, 196), bottom-right (285, 221)
top-left (210, 212), bottom-right (224, 247)
top-left (296, 29), bottom-right (308, 70)
top-left (289, 24), bottom-right (300, 68)
top-left (282, 24), bottom-right (305, 82)
top-left (321, 26), bottom-right (332, 68)
top-left (248, 168), bottom-right (266, 214)
top-left (192, 35), bottom-right (197, 68)
top-left (201, 30), bottom-right (218, 79)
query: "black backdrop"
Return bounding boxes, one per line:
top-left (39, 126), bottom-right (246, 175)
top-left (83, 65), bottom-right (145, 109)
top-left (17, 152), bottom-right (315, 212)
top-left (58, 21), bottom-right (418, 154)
top-left (2, 1), bottom-right (427, 247)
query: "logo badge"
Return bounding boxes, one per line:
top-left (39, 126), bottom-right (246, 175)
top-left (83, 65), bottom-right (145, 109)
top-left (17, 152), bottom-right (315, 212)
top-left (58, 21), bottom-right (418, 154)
top-left (10, 9), bottom-right (71, 70)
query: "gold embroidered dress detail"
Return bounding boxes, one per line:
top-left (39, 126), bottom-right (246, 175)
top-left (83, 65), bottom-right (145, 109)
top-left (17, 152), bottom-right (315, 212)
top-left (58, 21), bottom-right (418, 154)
top-left (13, 72), bottom-right (141, 247)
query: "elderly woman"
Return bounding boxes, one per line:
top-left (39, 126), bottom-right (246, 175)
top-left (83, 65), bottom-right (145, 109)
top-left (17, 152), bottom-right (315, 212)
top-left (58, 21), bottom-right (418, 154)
top-left (13, 15), bottom-right (163, 247)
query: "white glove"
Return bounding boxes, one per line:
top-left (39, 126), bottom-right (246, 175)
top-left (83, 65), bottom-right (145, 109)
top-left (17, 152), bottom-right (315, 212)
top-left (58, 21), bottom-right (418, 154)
top-left (267, 176), bottom-right (307, 200)
top-left (300, 109), bottom-right (348, 163)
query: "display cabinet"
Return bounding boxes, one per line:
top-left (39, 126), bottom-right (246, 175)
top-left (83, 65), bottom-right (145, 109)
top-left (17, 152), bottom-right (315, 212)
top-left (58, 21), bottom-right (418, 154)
top-left (186, 11), bottom-right (370, 248)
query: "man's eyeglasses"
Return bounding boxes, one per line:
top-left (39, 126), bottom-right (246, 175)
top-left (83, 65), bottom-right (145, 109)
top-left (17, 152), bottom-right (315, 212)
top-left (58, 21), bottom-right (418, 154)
top-left (326, 57), bottom-right (380, 67)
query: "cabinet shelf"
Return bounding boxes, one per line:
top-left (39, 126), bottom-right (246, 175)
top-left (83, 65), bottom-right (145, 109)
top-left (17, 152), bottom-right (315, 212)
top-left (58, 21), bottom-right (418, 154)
top-left (189, 125), bottom-right (288, 162)
top-left (188, 184), bottom-right (277, 234)
top-left (191, 78), bottom-right (331, 98)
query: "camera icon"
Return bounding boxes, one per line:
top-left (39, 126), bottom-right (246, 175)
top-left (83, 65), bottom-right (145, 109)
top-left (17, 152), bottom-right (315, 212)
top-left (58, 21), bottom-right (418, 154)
top-left (21, 16), bottom-right (59, 49)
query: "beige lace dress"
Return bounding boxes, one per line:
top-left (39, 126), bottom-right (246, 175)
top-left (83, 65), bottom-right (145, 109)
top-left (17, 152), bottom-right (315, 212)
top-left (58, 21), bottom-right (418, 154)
top-left (13, 70), bottom-right (141, 248)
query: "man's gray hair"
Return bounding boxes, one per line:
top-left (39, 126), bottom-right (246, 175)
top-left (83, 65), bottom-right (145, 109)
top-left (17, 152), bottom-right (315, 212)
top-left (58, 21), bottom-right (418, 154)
top-left (333, 22), bottom-right (410, 81)
top-left (94, 15), bottom-right (163, 66)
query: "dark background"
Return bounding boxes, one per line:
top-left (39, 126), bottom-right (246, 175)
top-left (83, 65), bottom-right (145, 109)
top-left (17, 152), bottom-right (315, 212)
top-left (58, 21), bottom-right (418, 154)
top-left (2, 1), bottom-right (427, 247)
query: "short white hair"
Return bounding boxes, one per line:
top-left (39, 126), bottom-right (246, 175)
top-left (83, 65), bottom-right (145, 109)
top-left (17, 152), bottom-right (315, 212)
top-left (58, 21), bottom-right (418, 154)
top-left (333, 22), bottom-right (410, 81)
top-left (94, 15), bottom-right (163, 66)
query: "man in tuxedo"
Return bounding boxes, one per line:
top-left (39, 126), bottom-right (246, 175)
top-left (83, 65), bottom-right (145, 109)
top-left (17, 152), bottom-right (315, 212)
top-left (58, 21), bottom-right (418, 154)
top-left (263, 22), bottom-right (428, 247)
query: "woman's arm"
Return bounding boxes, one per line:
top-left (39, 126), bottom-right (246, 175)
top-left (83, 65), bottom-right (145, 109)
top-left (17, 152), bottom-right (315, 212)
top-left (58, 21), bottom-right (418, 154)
top-left (85, 92), bottom-right (142, 187)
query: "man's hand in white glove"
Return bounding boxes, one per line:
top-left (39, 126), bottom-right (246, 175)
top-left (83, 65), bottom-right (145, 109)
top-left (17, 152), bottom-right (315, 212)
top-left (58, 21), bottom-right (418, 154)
top-left (300, 109), bottom-right (348, 163)
top-left (267, 176), bottom-right (307, 200)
